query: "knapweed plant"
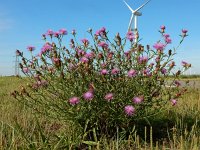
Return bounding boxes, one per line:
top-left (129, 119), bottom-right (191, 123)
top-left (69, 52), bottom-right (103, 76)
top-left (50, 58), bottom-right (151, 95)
top-left (13, 26), bottom-right (191, 141)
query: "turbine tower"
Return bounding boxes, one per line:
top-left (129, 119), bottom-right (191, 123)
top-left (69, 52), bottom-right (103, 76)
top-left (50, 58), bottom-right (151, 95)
top-left (124, 0), bottom-right (151, 32)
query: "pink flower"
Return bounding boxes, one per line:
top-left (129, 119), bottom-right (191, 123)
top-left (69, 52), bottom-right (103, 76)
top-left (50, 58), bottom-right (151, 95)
top-left (128, 69), bottom-right (137, 77)
top-left (153, 43), bottom-right (165, 51)
top-left (76, 49), bottom-right (86, 56)
top-left (138, 56), bottom-right (148, 64)
top-left (165, 38), bottom-right (172, 44)
top-left (160, 25), bottom-right (166, 30)
top-left (98, 42), bottom-right (109, 49)
top-left (143, 68), bottom-right (152, 77)
top-left (69, 97), bottom-right (80, 105)
top-left (85, 52), bottom-right (95, 59)
top-left (133, 96), bottom-right (144, 104)
top-left (181, 29), bottom-right (188, 37)
top-left (41, 43), bottom-right (52, 54)
top-left (54, 32), bottom-right (60, 37)
top-left (174, 80), bottom-right (181, 87)
top-left (181, 61), bottom-right (189, 67)
top-left (182, 29), bottom-right (188, 34)
top-left (80, 57), bottom-right (89, 63)
top-left (161, 68), bottom-right (167, 75)
top-left (171, 99), bottom-right (177, 106)
top-left (81, 38), bottom-right (90, 47)
top-left (23, 67), bottom-right (29, 73)
top-left (46, 29), bottom-right (54, 36)
top-left (53, 57), bottom-right (60, 63)
top-left (83, 91), bottom-right (94, 101)
top-left (163, 34), bottom-right (170, 38)
top-left (124, 105), bottom-right (135, 116)
top-left (59, 29), bottom-right (67, 35)
top-left (126, 31), bottom-right (135, 42)
top-left (111, 68), bottom-right (120, 75)
top-left (27, 46), bottom-right (35, 52)
top-left (95, 27), bottom-right (106, 36)
top-left (104, 93), bottom-right (114, 101)
top-left (100, 69), bottom-right (108, 75)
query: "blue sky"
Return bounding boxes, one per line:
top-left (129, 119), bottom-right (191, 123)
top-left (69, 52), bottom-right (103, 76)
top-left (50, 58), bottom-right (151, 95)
top-left (0, 0), bottom-right (200, 75)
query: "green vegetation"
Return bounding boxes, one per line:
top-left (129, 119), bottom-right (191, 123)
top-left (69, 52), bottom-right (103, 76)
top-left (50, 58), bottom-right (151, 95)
top-left (0, 76), bottom-right (199, 149)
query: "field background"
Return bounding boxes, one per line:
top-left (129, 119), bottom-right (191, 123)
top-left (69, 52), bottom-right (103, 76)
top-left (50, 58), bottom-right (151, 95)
top-left (0, 76), bottom-right (200, 149)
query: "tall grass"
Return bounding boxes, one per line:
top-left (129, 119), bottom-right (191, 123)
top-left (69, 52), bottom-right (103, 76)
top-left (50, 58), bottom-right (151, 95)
top-left (0, 76), bottom-right (200, 149)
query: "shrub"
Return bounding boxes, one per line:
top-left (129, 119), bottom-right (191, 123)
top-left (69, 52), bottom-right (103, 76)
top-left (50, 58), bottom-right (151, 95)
top-left (13, 26), bottom-right (191, 141)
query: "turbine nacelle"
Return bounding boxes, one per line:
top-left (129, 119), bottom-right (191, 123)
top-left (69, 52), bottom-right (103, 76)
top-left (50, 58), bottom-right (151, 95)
top-left (134, 12), bottom-right (142, 16)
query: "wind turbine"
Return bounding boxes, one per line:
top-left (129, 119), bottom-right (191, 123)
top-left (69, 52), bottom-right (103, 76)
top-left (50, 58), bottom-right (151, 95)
top-left (124, 0), bottom-right (151, 32)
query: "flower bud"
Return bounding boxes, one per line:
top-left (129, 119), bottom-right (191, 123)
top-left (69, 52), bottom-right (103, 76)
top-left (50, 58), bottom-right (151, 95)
top-left (168, 49), bottom-right (172, 56)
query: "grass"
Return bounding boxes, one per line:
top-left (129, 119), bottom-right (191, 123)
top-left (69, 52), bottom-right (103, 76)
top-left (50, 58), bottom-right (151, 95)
top-left (0, 76), bottom-right (200, 149)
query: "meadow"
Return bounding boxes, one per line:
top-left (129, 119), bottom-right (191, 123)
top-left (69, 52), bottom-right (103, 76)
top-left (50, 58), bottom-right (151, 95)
top-left (0, 76), bottom-right (199, 149)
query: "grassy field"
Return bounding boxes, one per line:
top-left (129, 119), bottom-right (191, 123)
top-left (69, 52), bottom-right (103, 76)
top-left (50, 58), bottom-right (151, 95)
top-left (0, 76), bottom-right (200, 149)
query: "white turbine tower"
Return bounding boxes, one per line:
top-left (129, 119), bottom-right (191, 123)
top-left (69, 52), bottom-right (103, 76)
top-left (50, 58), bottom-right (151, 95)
top-left (124, 0), bottom-right (151, 32)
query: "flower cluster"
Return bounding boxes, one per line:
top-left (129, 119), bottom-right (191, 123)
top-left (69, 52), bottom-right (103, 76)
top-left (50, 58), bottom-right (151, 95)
top-left (13, 26), bottom-right (190, 138)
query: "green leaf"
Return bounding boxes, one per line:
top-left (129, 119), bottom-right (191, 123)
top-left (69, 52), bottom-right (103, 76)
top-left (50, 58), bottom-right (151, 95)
top-left (82, 141), bottom-right (98, 146)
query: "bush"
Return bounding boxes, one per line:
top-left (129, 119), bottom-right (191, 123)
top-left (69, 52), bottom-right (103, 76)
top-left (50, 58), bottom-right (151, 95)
top-left (13, 26), bottom-right (191, 142)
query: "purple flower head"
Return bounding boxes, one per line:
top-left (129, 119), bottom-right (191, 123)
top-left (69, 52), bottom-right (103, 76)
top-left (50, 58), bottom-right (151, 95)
top-left (95, 27), bottom-right (106, 36)
top-left (153, 43), bottom-right (165, 51)
top-left (54, 32), bottom-right (60, 37)
top-left (138, 56), bottom-right (148, 64)
top-left (126, 31), bottom-right (135, 42)
top-left (171, 99), bottom-right (177, 106)
top-left (81, 38), bottom-right (90, 46)
top-left (104, 93), bottom-right (114, 101)
top-left (143, 68), bottom-right (152, 77)
top-left (182, 29), bottom-right (188, 34)
top-left (181, 61), bottom-right (189, 67)
top-left (160, 25), bottom-right (166, 30)
top-left (165, 38), bottom-right (172, 44)
top-left (27, 46), bottom-right (35, 52)
top-left (59, 29), bottom-right (67, 35)
top-left (101, 63), bottom-right (107, 68)
top-left (53, 57), bottom-right (60, 63)
top-left (69, 97), bottom-right (80, 106)
top-left (80, 57), bottom-right (89, 63)
top-left (163, 34), bottom-right (170, 38)
top-left (76, 49), bottom-right (86, 56)
top-left (46, 29), bottom-right (54, 36)
top-left (41, 43), bottom-right (52, 54)
top-left (155, 56), bottom-right (160, 63)
top-left (42, 34), bottom-right (46, 39)
top-left (71, 29), bottom-right (76, 35)
top-left (83, 91), bottom-right (94, 101)
top-left (23, 67), bottom-right (29, 73)
top-left (128, 69), bottom-right (137, 77)
top-left (161, 68), bottom-right (167, 75)
top-left (98, 42), bottom-right (109, 49)
top-left (133, 96), bottom-right (144, 104)
top-left (85, 52), bottom-right (95, 59)
top-left (174, 80), bottom-right (181, 87)
top-left (124, 105), bottom-right (135, 116)
top-left (100, 69), bottom-right (108, 75)
top-left (111, 68), bottom-right (120, 75)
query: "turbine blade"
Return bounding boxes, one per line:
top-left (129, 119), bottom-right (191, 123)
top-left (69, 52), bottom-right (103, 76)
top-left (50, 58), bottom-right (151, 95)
top-left (134, 0), bottom-right (151, 12)
top-left (128, 14), bottom-right (134, 31)
top-left (124, 0), bottom-right (134, 12)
